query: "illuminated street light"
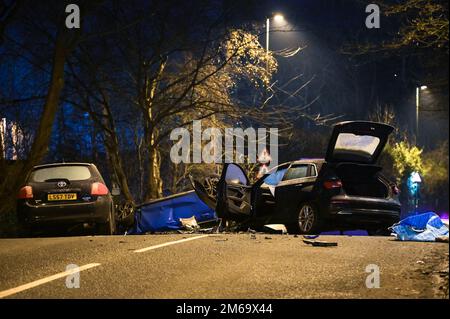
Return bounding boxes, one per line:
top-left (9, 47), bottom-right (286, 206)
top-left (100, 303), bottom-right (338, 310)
top-left (266, 13), bottom-right (285, 72)
top-left (415, 85), bottom-right (428, 142)
top-left (273, 14), bottom-right (285, 23)
top-left (266, 13), bottom-right (286, 52)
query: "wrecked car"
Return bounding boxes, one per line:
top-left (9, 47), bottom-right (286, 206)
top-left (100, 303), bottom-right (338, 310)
top-left (130, 190), bottom-right (217, 234)
top-left (192, 121), bottom-right (401, 234)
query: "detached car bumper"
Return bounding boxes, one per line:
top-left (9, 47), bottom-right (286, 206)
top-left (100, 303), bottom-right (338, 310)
top-left (325, 195), bottom-right (401, 226)
top-left (17, 196), bottom-right (111, 226)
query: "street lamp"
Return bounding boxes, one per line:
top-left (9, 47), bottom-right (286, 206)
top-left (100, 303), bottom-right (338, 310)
top-left (415, 85), bottom-right (428, 142)
top-left (266, 13), bottom-right (284, 53)
top-left (273, 14), bottom-right (285, 24)
top-left (265, 13), bottom-right (284, 74)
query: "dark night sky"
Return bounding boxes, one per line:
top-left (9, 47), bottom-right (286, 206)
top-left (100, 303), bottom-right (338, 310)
top-left (1, 0), bottom-right (448, 153)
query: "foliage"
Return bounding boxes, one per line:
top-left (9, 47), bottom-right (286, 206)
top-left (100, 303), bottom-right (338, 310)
top-left (224, 30), bottom-right (277, 87)
top-left (384, 0), bottom-right (449, 50)
top-left (388, 140), bottom-right (427, 183)
top-left (422, 141), bottom-right (449, 195)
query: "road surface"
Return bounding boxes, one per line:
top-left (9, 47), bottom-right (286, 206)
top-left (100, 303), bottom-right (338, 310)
top-left (0, 234), bottom-right (448, 298)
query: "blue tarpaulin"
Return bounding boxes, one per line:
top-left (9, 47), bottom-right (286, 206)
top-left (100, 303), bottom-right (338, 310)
top-left (390, 212), bottom-right (449, 242)
top-left (131, 191), bottom-right (217, 234)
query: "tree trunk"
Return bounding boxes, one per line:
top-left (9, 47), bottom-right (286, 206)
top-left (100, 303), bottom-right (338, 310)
top-left (0, 31), bottom-right (75, 215)
top-left (142, 58), bottom-right (167, 201)
top-left (105, 138), bottom-right (134, 203)
top-left (145, 132), bottom-right (163, 200)
top-left (101, 100), bottom-right (135, 204)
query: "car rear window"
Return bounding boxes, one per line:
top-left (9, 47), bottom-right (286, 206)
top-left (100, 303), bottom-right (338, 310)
top-left (30, 166), bottom-right (92, 182)
top-left (334, 133), bottom-right (380, 157)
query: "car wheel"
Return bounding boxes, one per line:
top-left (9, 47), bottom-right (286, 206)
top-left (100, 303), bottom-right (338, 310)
top-left (97, 207), bottom-right (116, 235)
top-left (116, 201), bottom-right (135, 228)
top-left (289, 202), bottom-right (321, 234)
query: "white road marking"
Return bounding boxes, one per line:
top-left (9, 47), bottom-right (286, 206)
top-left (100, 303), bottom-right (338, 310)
top-left (1, 235), bottom-right (208, 297)
top-left (0, 263), bottom-right (101, 299)
top-left (134, 235), bottom-right (209, 253)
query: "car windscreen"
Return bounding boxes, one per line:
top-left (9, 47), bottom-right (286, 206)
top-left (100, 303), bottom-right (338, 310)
top-left (30, 166), bottom-right (92, 182)
top-left (333, 133), bottom-right (380, 160)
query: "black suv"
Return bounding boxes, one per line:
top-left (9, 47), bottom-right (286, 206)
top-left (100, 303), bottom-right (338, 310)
top-left (17, 163), bottom-right (116, 236)
top-left (192, 121), bottom-right (401, 234)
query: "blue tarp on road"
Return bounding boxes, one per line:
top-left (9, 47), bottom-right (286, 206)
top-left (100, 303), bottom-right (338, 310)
top-left (131, 191), bottom-right (217, 234)
top-left (390, 212), bottom-right (449, 242)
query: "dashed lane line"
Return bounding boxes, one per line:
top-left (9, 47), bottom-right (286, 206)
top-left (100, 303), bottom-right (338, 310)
top-left (0, 263), bottom-right (101, 298)
top-left (134, 235), bottom-right (209, 253)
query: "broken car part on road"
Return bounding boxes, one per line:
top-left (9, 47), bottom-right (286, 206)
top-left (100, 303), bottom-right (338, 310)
top-left (303, 236), bottom-right (339, 247)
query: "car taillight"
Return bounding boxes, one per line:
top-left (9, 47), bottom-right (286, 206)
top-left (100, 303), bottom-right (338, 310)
top-left (324, 180), bottom-right (342, 189)
top-left (91, 182), bottom-right (109, 196)
top-left (18, 186), bottom-right (33, 199)
top-left (391, 184), bottom-right (400, 195)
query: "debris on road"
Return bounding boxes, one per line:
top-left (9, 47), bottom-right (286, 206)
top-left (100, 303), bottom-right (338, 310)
top-left (436, 236), bottom-right (449, 243)
top-left (215, 238), bottom-right (228, 242)
top-left (303, 238), bottom-right (338, 247)
top-left (198, 227), bottom-right (215, 233)
top-left (303, 235), bottom-right (320, 240)
top-left (263, 224), bottom-right (287, 235)
top-left (264, 236), bottom-right (272, 240)
top-left (389, 212), bottom-right (449, 242)
top-left (180, 216), bottom-right (200, 231)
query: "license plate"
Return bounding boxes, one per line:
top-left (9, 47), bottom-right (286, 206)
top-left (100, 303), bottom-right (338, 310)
top-left (47, 193), bottom-right (77, 201)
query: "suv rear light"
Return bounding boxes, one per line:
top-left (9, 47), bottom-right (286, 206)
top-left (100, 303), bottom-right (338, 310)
top-left (324, 180), bottom-right (342, 189)
top-left (391, 184), bottom-right (400, 195)
top-left (91, 182), bottom-right (109, 196)
top-left (18, 186), bottom-right (33, 199)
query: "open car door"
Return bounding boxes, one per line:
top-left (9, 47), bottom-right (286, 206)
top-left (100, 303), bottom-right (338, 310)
top-left (325, 121), bottom-right (394, 164)
top-left (216, 163), bottom-right (252, 220)
top-left (189, 175), bottom-right (217, 211)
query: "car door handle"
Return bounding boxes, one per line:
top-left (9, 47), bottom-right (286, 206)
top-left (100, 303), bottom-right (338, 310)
top-left (294, 184), bottom-right (303, 187)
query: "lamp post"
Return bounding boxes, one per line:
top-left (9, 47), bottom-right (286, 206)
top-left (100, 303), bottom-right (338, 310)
top-left (266, 13), bottom-right (284, 71)
top-left (415, 85), bottom-right (427, 142)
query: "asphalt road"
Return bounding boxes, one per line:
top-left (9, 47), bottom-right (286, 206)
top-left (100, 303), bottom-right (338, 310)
top-left (0, 233), bottom-right (448, 299)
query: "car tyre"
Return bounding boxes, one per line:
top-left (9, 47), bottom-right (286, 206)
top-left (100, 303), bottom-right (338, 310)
top-left (288, 202), bottom-right (322, 234)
